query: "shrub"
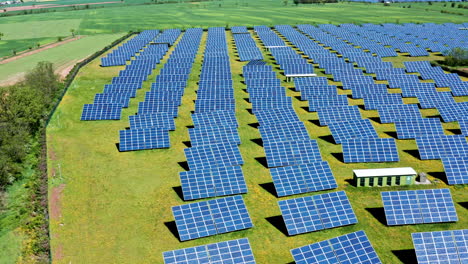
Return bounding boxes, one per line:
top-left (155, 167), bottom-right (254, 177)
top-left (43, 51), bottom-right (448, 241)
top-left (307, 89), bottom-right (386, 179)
top-left (444, 47), bottom-right (468, 66)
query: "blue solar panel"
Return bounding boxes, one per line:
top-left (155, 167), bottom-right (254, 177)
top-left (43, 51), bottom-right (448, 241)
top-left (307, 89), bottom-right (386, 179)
top-left (138, 101), bottom-right (179, 117)
top-left (416, 134), bottom-right (468, 160)
top-left (450, 82), bottom-right (468, 97)
top-left (363, 94), bottom-right (403, 110)
top-left (316, 105), bottom-right (362, 126)
top-left (263, 139), bottom-right (322, 168)
top-left (350, 84), bottom-right (388, 99)
top-left (184, 142), bottom-right (244, 170)
top-left (382, 189), bottom-right (458, 226)
top-left (291, 230), bottom-right (382, 264)
top-left (460, 118), bottom-right (468, 135)
top-left (307, 95), bottom-right (348, 112)
top-left (394, 118), bottom-right (445, 139)
top-left (400, 83), bottom-right (437, 98)
top-left (328, 119), bottom-right (378, 144)
top-left (81, 104), bottom-right (122, 121)
top-left (377, 104), bottom-right (421, 123)
top-left (192, 110), bottom-right (238, 128)
top-left (172, 195), bottom-right (253, 241)
top-left (163, 238), bottom-right (256, 264)
top-left (417, 92), bottom-right (455, 109)
top-left (270, 161), bottom-right (337, 197)
top-left (180, 166), bottom-right (247, 200)
top-left (442, 156), bottom-right (468, 185)
top-left (103, 84), bottom-right (139, 96)
top-left (255, 108), bottom-right (300, 126)
top-left (342, 138), bottom-right (399, 163)
top-left (129, 113), bottom-right (175, 130)
top-left (259, 121), bottom-right (310, 144)
top-left (94, 93), bottom-right (131, 108)
top-left (189, 126), bottom-right (240, 146)
top-left (279, 191), bottom-right (356, 235)
top-left (412, 229), bottom-right (468, 264)
top-left (119, 127), bottom-right (170, 151)
top-left (437, 102), bottom-right (468, 123)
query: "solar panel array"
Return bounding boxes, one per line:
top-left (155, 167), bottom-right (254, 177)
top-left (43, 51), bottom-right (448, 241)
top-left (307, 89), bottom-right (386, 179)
top-left (163, 238), bottom-right (256, 264)
top-left (291, 230), bottom-right (382, 264)
top-left (415, 134), bottom-right (468, 160)
top-left (381, 188), bottom-right (458, 226)
top-left (232, 28), bottom-right (263, 61)
top-left (394, 118), bottom-right (445, 139)
top-left (172, 195), bottom-right (253, 241)
top-left (342, 138), bottom-right (399, 163)
top-left (442, 156), bottom-right (468, 185)
top-left (412, 229), bottom-right (468, 264)
top-left (279, 191), bottom-right (357, 235)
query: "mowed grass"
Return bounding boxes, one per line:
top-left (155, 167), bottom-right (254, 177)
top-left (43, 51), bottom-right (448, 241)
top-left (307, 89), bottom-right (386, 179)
top-left (47, 29), bottom-right (468, 263)
top-left (0, 1), bottom-right (467, 36)
top-left (0, 19), bottom-right (82, 40)
top-left (0, 37), bottom-right (56, 57)
top-left (0, 33), bottom-right (124, 84)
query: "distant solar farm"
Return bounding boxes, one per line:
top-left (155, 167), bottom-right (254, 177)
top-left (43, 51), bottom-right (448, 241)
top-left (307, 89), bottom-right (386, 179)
top-left (49, 22), bottom-right (468, 263)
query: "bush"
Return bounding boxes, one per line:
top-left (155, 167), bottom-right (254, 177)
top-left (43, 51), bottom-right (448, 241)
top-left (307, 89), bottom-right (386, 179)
top-left (443, 48), bottom-right (468, 66)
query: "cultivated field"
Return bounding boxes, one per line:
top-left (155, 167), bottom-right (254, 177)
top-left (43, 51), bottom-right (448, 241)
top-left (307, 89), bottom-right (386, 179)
top-left (46, 29), bottom-right (468, 263)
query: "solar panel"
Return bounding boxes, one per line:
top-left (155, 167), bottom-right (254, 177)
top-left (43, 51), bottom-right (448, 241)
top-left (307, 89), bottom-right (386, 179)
top-left (307, 95), bottom-right (349, 112)
top-left (259, 121), bottom-right (310, 144)
top-left (342, 138), bottom-right (399, 163)
top-left (363, 94), bottom-right (403, 110)
top-left (270, 161), bottom-right (337, 197)
top-left (163, 238), bottom-right (256, 264)
top-left (81, 104), bottom-right (122, 121)
top-left (279, 191), bottom-right (356, 235)
top-left (350, 84), bottom-right (389, 99)
top-left (291, 230), bottom-right (382, 264)
top-left (129, 113), bottom-right (175, 130)
top-left (437, 102), bottom-right (468, 123)
top-left (172, 195), bottom-right (253, 241)
top-left (417, 92), bottom-right (455, 109)
top-left (119, 127), bottom-right (170, 151)
top-left (382, 189), bottom-right (458, 226)
top-left (412, 229), bottom-right (468, 264)
top-left (263, 140), bottom-right (322, 168)
top-left (255, 108), bottom-right (300, 126)
top-left (316, 105), bottom-right (362, 126)
top-left (416, 134), bottom-right (468, 160)
top-left (377, 104), bottom-right (421, 123)
top-left (442, 156), bottom-right (468, 185)
top-left (328, 119), bottom-right (378, 144)
top-left (184, 142), bottom-right (244, 170)
top-left (192, 110), bottom-right (238, 128)
top-left (394, 118), bottom-right (445, 139)
top-left (399, 83), bottom-right (437, 98)
top-left (94, 93), bottom-right (131, 108)
top-left (460, 118), bottom-right (468, 135)
top-left (189, 126), bottom-right (240, 146)
top-left (180, 166), bottom-right (247, 200)
top-left (138, 101), bottom-right (179, 117)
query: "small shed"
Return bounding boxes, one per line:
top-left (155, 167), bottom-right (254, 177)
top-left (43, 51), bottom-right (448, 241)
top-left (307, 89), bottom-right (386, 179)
top-left (353, 167), bottom-right (417, 187)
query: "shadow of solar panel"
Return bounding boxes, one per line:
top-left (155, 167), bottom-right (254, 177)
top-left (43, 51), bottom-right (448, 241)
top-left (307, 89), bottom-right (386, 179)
top-left (307, 95), bottom-right (348, 112)
top-left (189, 126), bottom-right (240, 147)
top-left (163, 238), bottom-right (256, 264)
top-left (377, 104), bottom-right (421, 123)
top-left (119, 127), bottom-right (170, 151)
top-left (412, 230), bottom-right (467, 264)
top-left (270, 161), bottom-right (337, 197)
top-left (394, 118), bottom-right (444, 139)
top-left (81, 104), bottom-right (122, 121)
top-left (342, 138), bottom-right (399, 163)
top-left (436, 102), bottom-right (468, 123)
top-left (129, 113), bottom-right (175, 130)
top-left (382, 189), bottom-right (458, 226)
top-left (192, 110), bottom-right (238, 128)
top-left (363, 94), bottom-right (403, 110)
top-left (328, 119), bottom-right (378, 144)
top-left (259, 121), bottom-right (310, 144)
top-left (279, 191), bottom-right (356, 235)
top-left (291, 230), bottom-right (382, 264)
top-left (442, 156), bottom-right (468, 185)
top-left (180, 166), bottom-right (247, 200)
top-left (172, 196), bottom-right (253, 241)
top-left (415, 134), bottom-right (468, 160)
top-left (316, 105), bottom-right (362, 126)
top-left (184, 142), bottom-right (244, 170)
top-left (264, 139), bottom-right (322, 168)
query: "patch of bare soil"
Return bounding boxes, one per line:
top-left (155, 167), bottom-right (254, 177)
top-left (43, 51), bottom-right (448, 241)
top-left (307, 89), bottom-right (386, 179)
top-left (50, 183), bottom-right (65, 221)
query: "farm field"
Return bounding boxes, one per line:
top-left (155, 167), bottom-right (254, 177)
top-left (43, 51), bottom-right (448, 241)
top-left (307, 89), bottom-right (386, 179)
top-left (0, 33), bottom-right (124, 85)
top-left (46, 27), bottom-right (468, 264)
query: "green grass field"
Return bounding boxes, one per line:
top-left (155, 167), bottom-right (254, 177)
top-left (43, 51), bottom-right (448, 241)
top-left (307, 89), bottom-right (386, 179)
top-left (0, 33), bottom-right (124, 84)
top-left (46, 29), bottom-right (468, 263)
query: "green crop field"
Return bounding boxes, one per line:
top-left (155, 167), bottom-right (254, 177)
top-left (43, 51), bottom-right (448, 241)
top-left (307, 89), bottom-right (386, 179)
top-left (0, 33), bottom-right (124, 84)
top-left (46, 29), bottom-right (468, 264)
